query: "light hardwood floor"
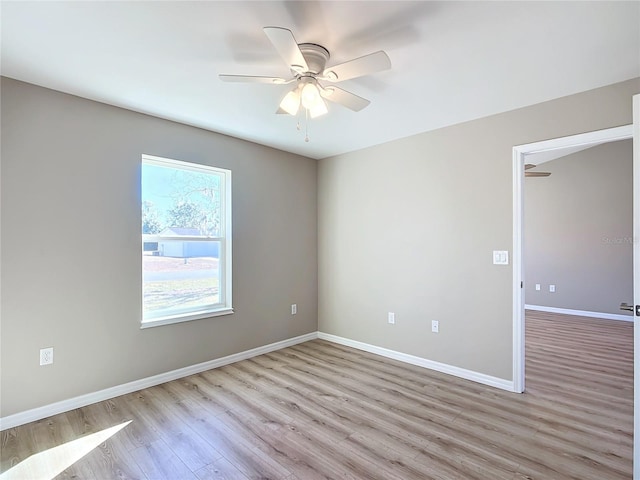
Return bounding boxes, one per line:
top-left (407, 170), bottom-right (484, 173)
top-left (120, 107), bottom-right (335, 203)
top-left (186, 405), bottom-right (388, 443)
top-left (1, 311), bottom-right (634, 479)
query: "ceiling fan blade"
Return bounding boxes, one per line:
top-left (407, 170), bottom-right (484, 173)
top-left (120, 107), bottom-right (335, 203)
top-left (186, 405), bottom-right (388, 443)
top-left (263, 27), bottom-right (309, 72)
top-left (321, 86), bottom-right (370, 112)
top-left (322, 51), bottom-right (391, 82)
top-left (525, 171), bottom-right (551, 177)
top-left (219, 74), bottom-right (289, 84)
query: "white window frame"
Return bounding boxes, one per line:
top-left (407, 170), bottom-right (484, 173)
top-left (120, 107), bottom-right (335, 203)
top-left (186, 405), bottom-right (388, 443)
top-left (141, 154), bottom-right (232, 328)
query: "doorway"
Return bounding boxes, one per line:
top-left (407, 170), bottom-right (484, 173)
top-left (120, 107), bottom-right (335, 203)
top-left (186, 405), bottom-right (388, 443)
top-left (512, 124), bottom-right (633, 393)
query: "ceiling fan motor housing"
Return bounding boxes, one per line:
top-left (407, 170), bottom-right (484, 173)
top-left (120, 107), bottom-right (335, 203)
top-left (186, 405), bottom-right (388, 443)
top-left (298, 43), bottom-right (330, 75)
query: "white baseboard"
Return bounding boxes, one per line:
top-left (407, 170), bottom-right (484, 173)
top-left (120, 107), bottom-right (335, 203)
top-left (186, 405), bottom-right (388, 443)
top-left (2, 329), bottom-right (519, 430)
top-left (317, 332), bottom-right (515, 393)
top-left (525, 304), bottom-right (634, 322)
top-left (0, 332), bottom-right (319, 431)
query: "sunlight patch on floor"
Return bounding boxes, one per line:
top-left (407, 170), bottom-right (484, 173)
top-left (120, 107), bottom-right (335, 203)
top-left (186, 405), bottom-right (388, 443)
top-left (0, 420), bottom-right (131, 480)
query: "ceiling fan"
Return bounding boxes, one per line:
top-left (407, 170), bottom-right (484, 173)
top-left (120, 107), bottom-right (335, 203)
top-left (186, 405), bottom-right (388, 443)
top-left (525, 164), bottom-right (551, 177)
top-left (219, 27), bottom-right (391, 121)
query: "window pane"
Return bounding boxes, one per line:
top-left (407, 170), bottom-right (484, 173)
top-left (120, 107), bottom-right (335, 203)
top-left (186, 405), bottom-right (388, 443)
top-left (142, 162), bottom-right (222, 237)
top-left (142, 240), bottom-right (221, 318)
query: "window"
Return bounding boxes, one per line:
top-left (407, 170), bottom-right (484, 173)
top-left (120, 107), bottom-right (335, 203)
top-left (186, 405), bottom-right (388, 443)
top-left (141, 154), bottom-right (232, 328)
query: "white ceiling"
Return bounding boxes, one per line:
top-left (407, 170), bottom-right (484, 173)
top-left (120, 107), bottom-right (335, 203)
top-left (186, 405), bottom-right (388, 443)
top-left (2, 1), bottom-right (639, 160)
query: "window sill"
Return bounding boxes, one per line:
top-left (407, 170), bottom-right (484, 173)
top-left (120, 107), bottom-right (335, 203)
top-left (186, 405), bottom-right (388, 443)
top-left (141, 308), bottom-right (234, 329)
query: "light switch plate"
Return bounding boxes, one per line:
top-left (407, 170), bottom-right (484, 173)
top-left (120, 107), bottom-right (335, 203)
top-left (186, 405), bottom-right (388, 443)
top-left (493, 250), bottom-right (509, 265)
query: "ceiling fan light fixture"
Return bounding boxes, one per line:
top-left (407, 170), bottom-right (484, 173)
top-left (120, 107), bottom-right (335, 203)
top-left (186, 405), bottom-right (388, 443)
top-left (301, 82), bottom-right (322, 110)
top-left (309, 98), bottom-right (328, 118)
top-left (279, 88), bottom-right (301, 116)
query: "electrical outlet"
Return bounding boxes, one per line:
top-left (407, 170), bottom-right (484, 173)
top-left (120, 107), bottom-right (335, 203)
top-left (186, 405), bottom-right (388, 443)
top-left (388, 312), bottom-right (395, 324)
top-left (549, 285), bottom-right (556, 293)
top-left (291, 304), bottom-right (297, 315)
top-left (431, 320), bottom-right (439, 333)
top-left (535, 284), bottom-right (541, 291)
top-left (40, 347), bottom-right (54, 366)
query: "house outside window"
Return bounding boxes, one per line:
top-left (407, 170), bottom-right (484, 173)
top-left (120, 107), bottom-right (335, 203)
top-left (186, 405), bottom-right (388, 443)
top-left (141, 154), bottom-right (232, 328)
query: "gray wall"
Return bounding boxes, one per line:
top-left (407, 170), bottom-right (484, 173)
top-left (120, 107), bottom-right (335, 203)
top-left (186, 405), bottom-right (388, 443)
top-left (318, 78), bottom-right (639, 381)
top-left (524, 140), bottom-right (633, 316)
top-left (2, 76), bottom-right (639, 418)
top-left (0, 78), bottom-right (318, 417)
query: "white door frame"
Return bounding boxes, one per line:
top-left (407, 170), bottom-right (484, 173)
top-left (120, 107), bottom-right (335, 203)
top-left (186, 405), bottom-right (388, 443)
top-left (632, 94), bottom-right (639, 480)
top-left (511, 124), bottom-right (633, 394)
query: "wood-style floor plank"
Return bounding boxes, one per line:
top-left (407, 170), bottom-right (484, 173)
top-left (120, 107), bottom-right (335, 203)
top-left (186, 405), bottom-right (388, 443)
top-left (0, 310), bottom-right (633, 479)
